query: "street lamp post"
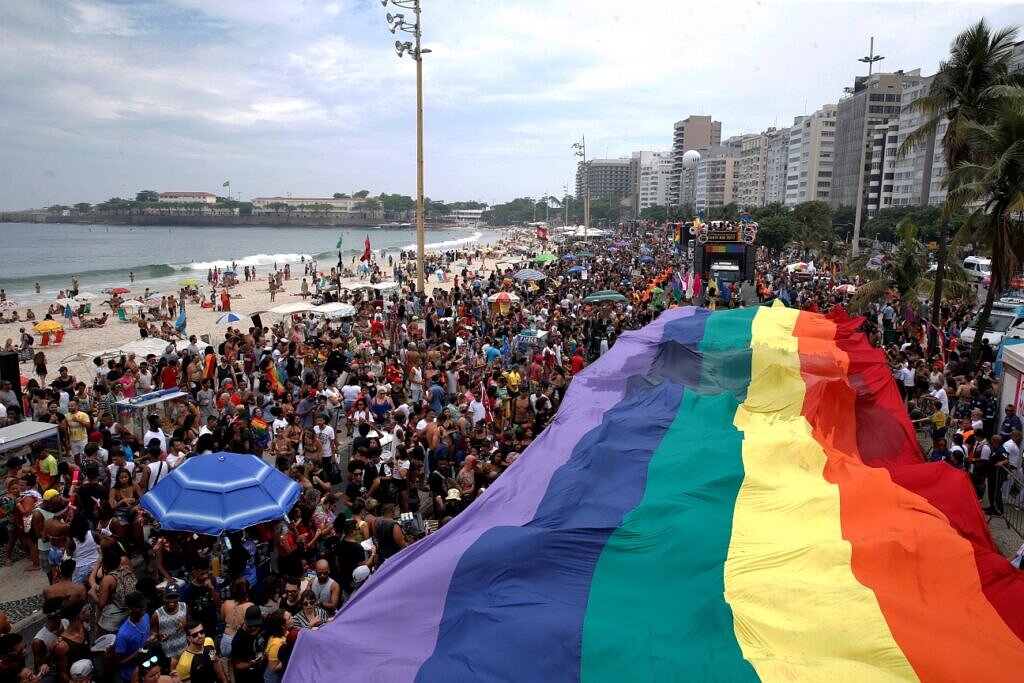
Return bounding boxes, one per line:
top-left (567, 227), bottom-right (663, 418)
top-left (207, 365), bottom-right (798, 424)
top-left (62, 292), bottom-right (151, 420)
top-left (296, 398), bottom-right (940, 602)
top-left (850, 36), bottom-right (884, 257)
top-left (383, 0), bottom-right (431, 293)
top-left (563, 183), bottom-right (569, 226)
top-left (572, 136), bottom-right (590, 239)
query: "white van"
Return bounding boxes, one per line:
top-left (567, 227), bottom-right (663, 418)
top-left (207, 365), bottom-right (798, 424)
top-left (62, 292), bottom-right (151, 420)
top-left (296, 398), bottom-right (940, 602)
top-left (963, 256), bottom-right (992, 282)
top-left (961, 302), bottom-right (1024, 348)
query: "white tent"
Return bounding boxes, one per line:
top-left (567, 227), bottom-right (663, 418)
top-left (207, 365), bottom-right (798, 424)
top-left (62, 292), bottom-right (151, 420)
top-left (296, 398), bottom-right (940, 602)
top-left (310, 302), bottom-right (357, 319)
top-left (372, 282), bottom-right (399, 292)
top-left (263, 302), bottom-right (318, 315)
top-left (559, 226), bottom-right (608, 238)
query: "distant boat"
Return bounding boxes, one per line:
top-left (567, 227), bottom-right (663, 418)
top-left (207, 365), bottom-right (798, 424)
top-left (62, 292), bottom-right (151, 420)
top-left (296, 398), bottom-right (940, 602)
top-left (378, 222), bottom-right (412, 230)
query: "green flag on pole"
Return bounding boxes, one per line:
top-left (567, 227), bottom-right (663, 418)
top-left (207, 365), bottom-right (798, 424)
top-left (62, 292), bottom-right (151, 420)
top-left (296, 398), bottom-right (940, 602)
top-left (335, 232), bottom-right (344, 249)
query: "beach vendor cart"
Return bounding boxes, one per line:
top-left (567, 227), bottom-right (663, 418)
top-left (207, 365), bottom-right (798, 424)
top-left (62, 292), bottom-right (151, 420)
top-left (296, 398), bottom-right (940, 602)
top-left (0, 421), bottom-right (61, 460)
top-left (116, 388), bottom-right (189, 441)
top-left (142, 452), bottom-right (302, 594)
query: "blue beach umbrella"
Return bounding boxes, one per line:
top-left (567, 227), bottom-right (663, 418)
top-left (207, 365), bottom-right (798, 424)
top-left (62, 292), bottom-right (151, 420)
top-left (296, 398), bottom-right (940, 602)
top-left (215, 313), bottom-right (243, 324)
top-left (566, 265), bottom-right (586, 274)
top-left (140, 452), bottom-right (301, 536)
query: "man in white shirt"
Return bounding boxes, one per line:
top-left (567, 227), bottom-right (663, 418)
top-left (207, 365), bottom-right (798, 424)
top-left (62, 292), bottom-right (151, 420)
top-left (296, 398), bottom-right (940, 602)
top-left (1005, 430), bottom-right (1022, 506)
top-left (341, 380), bottom-right (361, 412)
top-left (468, 394), bottom-right (486, 425)
top-left (929, 383), bottom-right (949, 415)
top-left (313, 414), bottom-right (336, 456)
top-left (198, 415), bottom-right (219, 438)
top-left (899, 362), bottom-right (915, 401)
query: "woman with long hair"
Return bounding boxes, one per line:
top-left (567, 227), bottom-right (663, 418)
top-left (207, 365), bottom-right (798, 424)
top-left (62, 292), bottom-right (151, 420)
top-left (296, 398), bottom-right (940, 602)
top-left (220, 577), bottom-right (253, 660)
top-left (33, 351), bottom-right (47, 386)
top-left (67, 511), bottom-right (102, 586)
top-left (108, 467), bottom-right (141, 543)
top-left (263, 609), bottom-right (292, 683)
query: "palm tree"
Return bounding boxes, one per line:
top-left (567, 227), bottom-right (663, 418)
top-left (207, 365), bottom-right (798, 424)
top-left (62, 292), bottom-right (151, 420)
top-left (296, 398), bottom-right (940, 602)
top-left (848, 218), bottom-right (973, 313)
top-left (897, 19), bottom-right (1023, 350)
top-left (946, 98), bottom-right (1024, 360)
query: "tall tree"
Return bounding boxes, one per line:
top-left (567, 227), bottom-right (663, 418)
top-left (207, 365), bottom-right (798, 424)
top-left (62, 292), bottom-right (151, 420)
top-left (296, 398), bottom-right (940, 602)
top-left (848, 218), bottom-right (972, 312)
top-left (946, 97), bottom-right (1024, 360)
top-left (898, 19), bottom-right (1023, 350)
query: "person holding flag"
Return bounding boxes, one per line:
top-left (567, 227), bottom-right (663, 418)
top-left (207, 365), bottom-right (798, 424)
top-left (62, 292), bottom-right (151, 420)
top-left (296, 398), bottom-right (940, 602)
top-left (174, 300), bottom-right (187, 335)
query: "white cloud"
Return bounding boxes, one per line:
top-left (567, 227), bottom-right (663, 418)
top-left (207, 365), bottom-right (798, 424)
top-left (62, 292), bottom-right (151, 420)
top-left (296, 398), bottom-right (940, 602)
top-left (68, 0), bottom-right (142, 36)
top-left (0, 0), bottom-right (1021, 208)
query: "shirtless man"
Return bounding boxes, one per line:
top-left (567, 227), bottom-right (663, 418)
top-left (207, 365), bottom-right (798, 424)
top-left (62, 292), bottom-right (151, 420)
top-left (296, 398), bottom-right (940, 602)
top-left (42, 559), bottom-right (88, 603)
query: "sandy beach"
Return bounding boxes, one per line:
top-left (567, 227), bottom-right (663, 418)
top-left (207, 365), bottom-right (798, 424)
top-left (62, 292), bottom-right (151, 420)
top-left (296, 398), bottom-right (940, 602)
top-left (0, 242), bottom-right (529, 385)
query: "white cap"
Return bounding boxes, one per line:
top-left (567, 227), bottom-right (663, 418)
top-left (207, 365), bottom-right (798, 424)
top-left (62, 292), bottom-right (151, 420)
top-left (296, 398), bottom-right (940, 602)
top-left (70, 659), bottom-right (94, 676)
top-left (352, 565), bottom-right (371, 585)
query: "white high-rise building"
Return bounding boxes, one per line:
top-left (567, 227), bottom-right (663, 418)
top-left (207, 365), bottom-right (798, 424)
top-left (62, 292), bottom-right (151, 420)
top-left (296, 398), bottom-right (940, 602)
top-left (694, 144), bottom-right (740, 213)
top-left (736, 133), bottom-right (768, 207)
top-left (892, 74), bottom-right (949, 208)
top-left (765, 127), bottom-right (790, 205)
top-left (784, 103), bottom-right (837, 207)
top-left (631, 150), bottom-right (673, 213)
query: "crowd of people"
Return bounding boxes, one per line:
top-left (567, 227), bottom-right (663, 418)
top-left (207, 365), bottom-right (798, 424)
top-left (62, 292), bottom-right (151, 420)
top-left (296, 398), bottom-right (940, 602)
top-left (0, 223), bottom-right (1017, 682)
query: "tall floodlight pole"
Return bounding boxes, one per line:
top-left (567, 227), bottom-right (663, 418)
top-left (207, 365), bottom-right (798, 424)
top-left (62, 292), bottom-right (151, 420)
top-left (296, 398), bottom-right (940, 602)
top-left (383, 0), bottom-right (431, 293)
top-left (851, 37), bottom-right (884, 257)
top-left (572, 136), bottom-right (590, 239)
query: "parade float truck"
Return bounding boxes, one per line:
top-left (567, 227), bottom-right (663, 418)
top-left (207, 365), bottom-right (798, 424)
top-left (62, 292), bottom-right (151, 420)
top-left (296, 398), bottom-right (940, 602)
top-left (691, 219), bottom-right (758, 283)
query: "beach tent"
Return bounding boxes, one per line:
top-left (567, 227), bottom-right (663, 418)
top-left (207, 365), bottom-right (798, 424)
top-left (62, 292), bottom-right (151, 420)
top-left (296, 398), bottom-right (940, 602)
top-left (310, 302), bottom-right (357, 320)
top-left (261, 302), bottom-right (319, 316)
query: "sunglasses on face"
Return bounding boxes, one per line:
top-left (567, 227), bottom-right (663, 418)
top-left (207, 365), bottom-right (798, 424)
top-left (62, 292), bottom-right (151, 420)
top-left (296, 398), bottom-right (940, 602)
top-left (303, 600), bottom-right (317, 606)
top-left (140, 655), bottom-right (160, 669)
top-left (189, 629), bottom-right (204, 637)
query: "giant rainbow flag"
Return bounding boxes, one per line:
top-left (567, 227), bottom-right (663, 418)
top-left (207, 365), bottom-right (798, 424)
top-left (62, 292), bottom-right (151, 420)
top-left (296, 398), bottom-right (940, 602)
top-left (286, 304), bottom-right (1024, 682)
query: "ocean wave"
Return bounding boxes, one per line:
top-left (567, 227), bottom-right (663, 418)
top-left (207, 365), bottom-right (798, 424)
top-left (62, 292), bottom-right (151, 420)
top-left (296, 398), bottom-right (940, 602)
top-left (400, 231), bottom-right (483, 252)
top-left (0, 263), bottom-right (177, 287)
top-left (179, 253), bottom-right (313, 271)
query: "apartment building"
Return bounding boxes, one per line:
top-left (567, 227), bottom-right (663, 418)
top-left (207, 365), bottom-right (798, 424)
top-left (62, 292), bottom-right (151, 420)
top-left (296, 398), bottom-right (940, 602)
top-left (784, 103), bottom-right (837, 207)
top-left (832, 69), bottom-right (922, 213)
top-left (669, 115), bottom-right (722, 205)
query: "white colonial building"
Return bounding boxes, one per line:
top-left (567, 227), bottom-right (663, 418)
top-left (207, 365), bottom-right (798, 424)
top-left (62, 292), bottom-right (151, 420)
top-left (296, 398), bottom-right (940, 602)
top-left (158, 191), bottom-right (217, 204)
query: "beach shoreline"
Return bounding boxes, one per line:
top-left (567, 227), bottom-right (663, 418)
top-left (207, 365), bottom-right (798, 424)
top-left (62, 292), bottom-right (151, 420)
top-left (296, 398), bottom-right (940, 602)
top-left (0, 240), bottom-right (523, 386)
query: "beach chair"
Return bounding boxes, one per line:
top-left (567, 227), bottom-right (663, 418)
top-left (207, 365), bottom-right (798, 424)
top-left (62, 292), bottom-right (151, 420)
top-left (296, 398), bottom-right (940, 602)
top-left (54, 330), bottom-right (65, 344)
top-left (68, 316), bottom-right (81, 330)
top-left (117, 308), bottom-right (129, 323)
top-left (39, 333), bottom-right (50, 346)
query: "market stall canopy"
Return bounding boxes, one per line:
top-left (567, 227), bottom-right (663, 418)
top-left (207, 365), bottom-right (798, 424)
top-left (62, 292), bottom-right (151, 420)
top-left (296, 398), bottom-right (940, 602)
top-left (372, 282), bottom-right (400, 291)
top-left (0, 421), bottom-right (59, 454)
top-left (141, 452), bottom-right (301, 536)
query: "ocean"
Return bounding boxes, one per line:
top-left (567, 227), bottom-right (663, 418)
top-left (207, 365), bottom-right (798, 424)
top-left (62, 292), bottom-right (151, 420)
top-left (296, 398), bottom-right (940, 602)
top-left (0, 222), bottom-right (498, 306)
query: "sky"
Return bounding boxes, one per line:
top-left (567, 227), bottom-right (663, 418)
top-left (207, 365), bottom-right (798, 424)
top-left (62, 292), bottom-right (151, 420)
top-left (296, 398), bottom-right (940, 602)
top-left (0, 0), bottom-right (1021, 210)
